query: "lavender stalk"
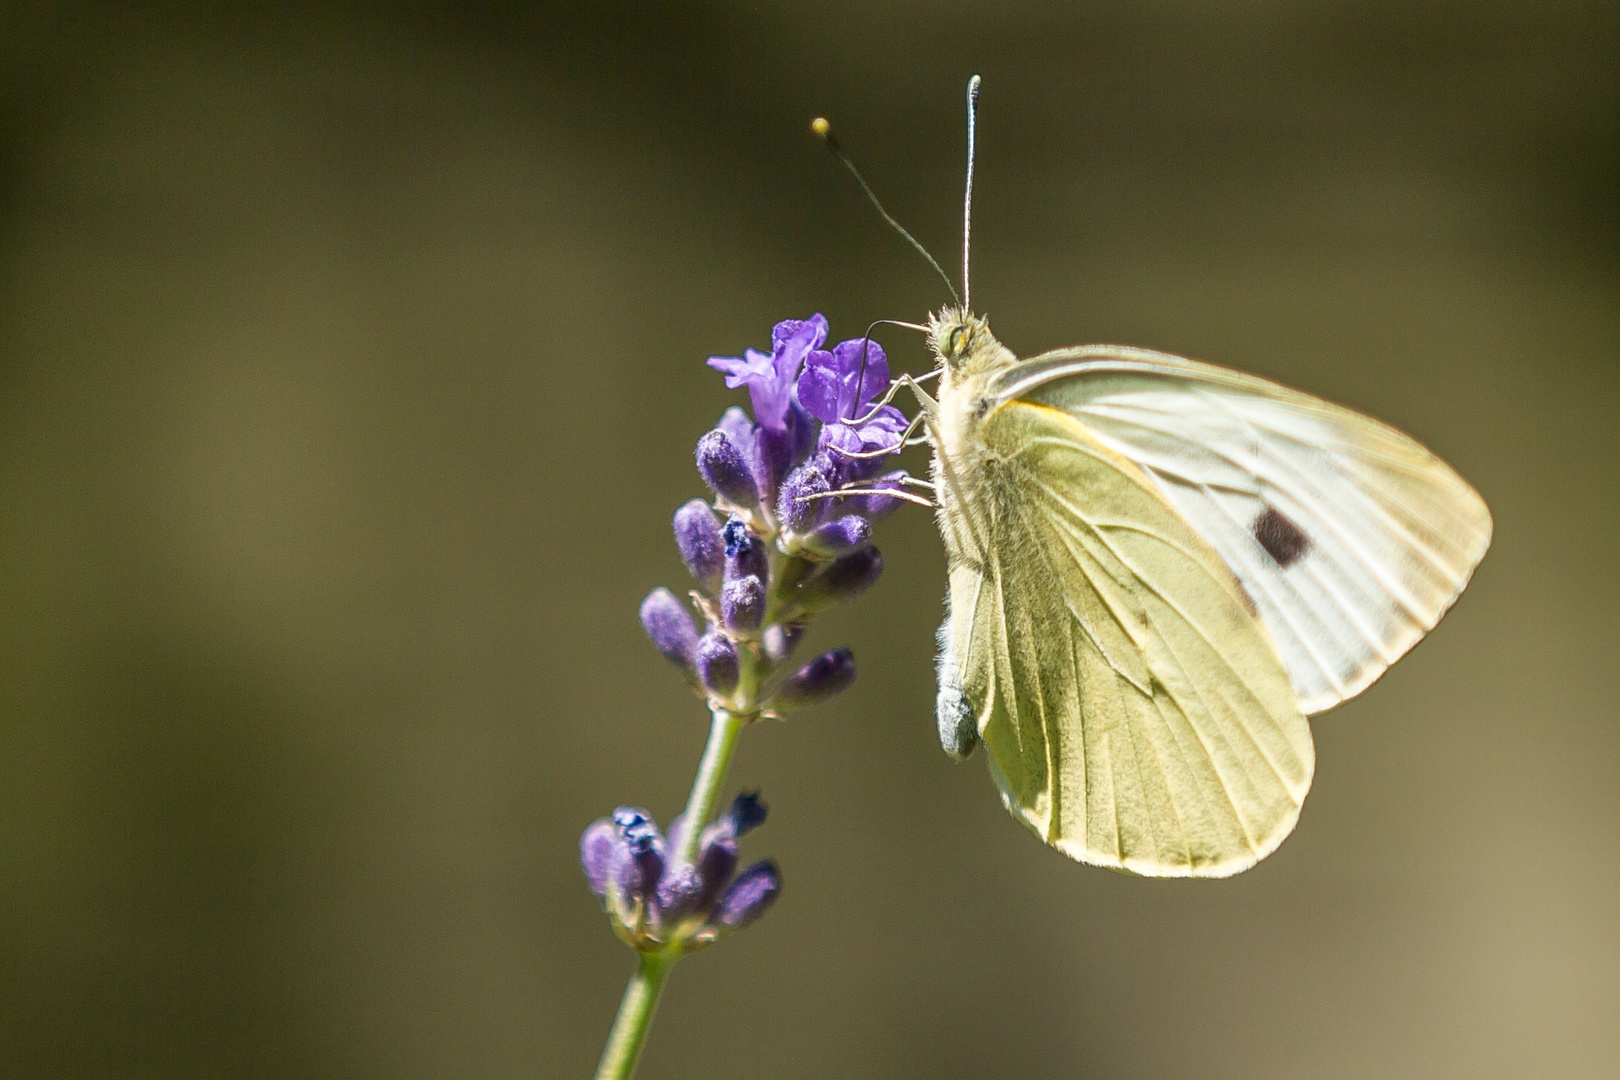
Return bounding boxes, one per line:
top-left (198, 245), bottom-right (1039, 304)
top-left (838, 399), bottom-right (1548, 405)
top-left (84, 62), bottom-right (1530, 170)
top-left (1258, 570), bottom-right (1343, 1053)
top-left (583, 315), bottom-right (912, 1080)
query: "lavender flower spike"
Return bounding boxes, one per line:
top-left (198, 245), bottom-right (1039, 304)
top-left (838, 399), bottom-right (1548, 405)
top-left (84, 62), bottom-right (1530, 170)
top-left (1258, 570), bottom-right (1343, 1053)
top-left (582, 793), bottom-right (781, 956)
top-left (588, 312), bottom-right (917, 1077)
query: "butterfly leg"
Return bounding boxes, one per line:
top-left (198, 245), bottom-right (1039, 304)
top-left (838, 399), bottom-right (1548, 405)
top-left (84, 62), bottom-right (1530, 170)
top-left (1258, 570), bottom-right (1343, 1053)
top-left (827, 408), bottom-right (929, 462)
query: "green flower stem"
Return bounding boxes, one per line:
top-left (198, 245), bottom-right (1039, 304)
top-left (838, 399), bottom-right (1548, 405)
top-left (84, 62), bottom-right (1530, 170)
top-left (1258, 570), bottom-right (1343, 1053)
top-left (674, 706), bottom-right (746, 869)
top-left (593, 950), bottom-right (676, 1080)
top-left (593, 705), bottom-right (747, 1080)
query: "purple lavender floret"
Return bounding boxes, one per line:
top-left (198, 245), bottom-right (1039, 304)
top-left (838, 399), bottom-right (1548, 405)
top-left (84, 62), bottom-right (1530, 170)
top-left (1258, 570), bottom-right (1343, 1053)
top-left (776, 648), bottom-right (857, 709)
top-left (847, 470), bottom-right (908, 520)
top-left (612, 807), bottom-right (666, 904)
top-left (795, 547), bottom-right (884, 613)
top-left (673, 500), bottom-right (724, 587)
top-left (799, 337), bottom-right (907, 482)
top-left (656, 862), bottom-right (704, 917)
top-left (707, 315), bottom-right (826, 434)
top-left (797, 336), bottom-right (887, 427)
top-left (721, 574), bottom-right (765, 633)
top-left (715, 406), bottom-right (758, 459)
top-left (726, 791), bottom-right (768, 835)
top-left (580, 818), bottom-right (619, 899)
top-left (778, 457), bottom-right (833, 534)
top-left (709, 316), bottom-right (825, 502)
top-left (714, 861), bottom-right (782, 928)
top-left (639, 588), bottom-right (699, 669)
top-left (692, 829), bottom-right (739, 913)
top-left (696, 631), bottom-right (740, 695)
top-left (721, 516), bottom-right (767, 583)
top-left (696, 429), bottom-right (761, 509)
top-left (802, 513), bottom-right (871, 558)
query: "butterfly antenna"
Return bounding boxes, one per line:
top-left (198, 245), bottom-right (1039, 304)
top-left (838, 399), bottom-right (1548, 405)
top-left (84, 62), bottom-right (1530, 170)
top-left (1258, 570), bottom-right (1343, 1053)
top-left (811, 116), bottom-right (961, 308)
top-left (963, 74), bottom-right (980, 314)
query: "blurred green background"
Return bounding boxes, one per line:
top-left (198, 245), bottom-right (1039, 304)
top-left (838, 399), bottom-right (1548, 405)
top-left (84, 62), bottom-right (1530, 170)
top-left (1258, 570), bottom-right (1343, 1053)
top-left (1, 3), bottom-right (1616, 1078)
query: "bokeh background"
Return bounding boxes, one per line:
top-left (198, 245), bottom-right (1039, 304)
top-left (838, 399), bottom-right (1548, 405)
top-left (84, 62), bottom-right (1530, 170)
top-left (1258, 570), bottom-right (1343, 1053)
top-left (1, 3), bottom-right (1616, 1077)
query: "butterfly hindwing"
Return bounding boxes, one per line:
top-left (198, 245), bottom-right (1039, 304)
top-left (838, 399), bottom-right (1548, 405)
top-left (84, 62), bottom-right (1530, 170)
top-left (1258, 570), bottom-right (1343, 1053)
top-left (940, 398), bottom-right (1314, 877)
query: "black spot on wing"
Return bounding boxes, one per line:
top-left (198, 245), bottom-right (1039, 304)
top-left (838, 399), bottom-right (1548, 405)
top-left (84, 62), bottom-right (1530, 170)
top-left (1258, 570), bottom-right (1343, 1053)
top-left (1253, 505), bottom-right (1311, 567)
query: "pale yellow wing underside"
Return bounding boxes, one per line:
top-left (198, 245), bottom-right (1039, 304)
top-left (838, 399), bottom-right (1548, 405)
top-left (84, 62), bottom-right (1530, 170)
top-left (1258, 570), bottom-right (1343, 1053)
top-left (945, 400), bottom-right (1315, 877)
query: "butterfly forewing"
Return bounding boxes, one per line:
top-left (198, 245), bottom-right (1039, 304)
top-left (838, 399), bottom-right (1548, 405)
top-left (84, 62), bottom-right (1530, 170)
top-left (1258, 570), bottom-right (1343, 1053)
top-left (941, 398), bottom-right (1314, 877)
top-left (993, 347), bottom-right (1493, 715)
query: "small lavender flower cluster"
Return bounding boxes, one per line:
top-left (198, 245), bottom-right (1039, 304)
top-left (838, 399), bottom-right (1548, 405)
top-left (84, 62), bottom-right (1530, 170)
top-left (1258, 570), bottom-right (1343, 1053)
top-left (580, 314), bottom-right (908, 956)
top-left (580, 794), bottom-right (779, 952)
top-left (640, 313), bottom-right (906, 715)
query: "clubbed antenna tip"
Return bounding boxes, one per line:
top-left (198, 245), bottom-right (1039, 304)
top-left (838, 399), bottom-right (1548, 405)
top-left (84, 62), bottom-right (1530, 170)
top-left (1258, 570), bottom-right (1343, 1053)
top-left (809, 114), bottom-right (960, 307)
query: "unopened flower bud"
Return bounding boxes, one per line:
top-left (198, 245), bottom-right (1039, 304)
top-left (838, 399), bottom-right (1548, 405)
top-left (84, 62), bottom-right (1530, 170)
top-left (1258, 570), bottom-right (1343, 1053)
top-left (656, 861), bottom-right (703, 917)
top-left (716, 406), bottom-right (757, 452)
top-left (611, 807), bottom-right (665, 904)
top-left (673, 500), bottom-right (724, 588)
top-left (778, 459), bottom-right (830, 533)
top-left (696, 631), bottom-right (740, 696)
top-left (727, 790), bottom-right (768, 835)
top-left (753, 425), bottom-right (796, 504)
top-left (580, 818), bottom-right (619, 899)
top-left (722, 516), bottom-right (767, 583)
top-left (802, 513), bottom-right (871, 558)
top-left (639, 588), bottom-right (698, 668)
top-left (775, 648), bottom-right (856, 709)
top-left (714, 860), bottom-right (782, 928)
top-left (696, 430), bottom-right (760, 509)
top-left (796, 547), bottom-right (883, 612)
top-left (762, 622), bottom-right (805, 665)
top-left (721, 574), bottom-right (765, 633)
top-left (693, 828), bottom-right (738, 912)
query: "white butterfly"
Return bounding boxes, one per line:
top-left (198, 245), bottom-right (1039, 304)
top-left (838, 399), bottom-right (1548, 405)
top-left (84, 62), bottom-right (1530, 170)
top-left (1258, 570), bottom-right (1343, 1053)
top-left (834, 77), bottom-right (1491, 877)
top-left (925, 319), bottom-right (1489, 877)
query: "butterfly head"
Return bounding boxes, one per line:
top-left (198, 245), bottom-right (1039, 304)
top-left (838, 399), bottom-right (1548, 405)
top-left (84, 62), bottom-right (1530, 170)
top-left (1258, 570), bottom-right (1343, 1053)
top-left (928, 307), bottom-right (987, 369)
top-left (928, 307), bottom-right (1013, 381)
